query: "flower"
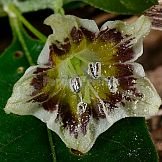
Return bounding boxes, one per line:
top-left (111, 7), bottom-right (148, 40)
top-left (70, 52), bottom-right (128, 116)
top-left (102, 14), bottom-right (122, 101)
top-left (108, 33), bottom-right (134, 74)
top-left (4, 14), bottom-right (161, 153)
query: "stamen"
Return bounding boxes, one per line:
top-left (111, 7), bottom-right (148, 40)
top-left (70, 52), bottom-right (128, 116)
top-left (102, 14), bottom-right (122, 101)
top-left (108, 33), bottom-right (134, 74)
top-left (77, 102), bottom-right (87, 115)
top-left (70, 77), bottom-right (81, 93)
top-left (106, 76), bottom-right (119, 93)
top-left (88, 62), bottom-right (101, 79)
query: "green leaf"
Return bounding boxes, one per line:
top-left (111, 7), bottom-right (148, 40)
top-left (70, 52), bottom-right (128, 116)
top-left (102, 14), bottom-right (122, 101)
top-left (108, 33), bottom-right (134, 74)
top-left (1, 0), bottom-right (55, 13)
top-left (0, 0), bottom-right (158, 17)
top-left (82, 0), bottom-right (158, 14)
top-left (0, 17), bottom-right (158, 162)
top-left (0, 29), bottom-right (54, 162)
top-left (0, 0), bottom-right (71, 17)
top-left (63, 1), bottom-right (86, 10)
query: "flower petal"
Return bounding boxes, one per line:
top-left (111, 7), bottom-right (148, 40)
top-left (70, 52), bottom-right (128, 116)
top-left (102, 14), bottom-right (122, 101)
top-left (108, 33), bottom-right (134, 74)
top-left (37, 41), bottom-right (50, 65)
top-left (37, 14), bottom-right (99, 65)
top-left (46, 104), bottom-right (127, 153)
top-left (97, 15), bottom-right (151, 63)
top-left (4, 65), bottom-right (50, 115)
top-left (124, 77), bottom-right (162, 118)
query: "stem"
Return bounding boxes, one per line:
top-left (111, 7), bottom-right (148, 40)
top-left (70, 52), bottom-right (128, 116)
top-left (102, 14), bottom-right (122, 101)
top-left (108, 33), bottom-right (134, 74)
top-left (7, 4), bottom-right (47, 42)
top-left (18, 14), bottom-right (47, 42)
top-left (10, 17), bottom-right (34, 65)
top-left (47, 128), bottom-right (57, 162)
top-left (53, 0), bottom-right (65, 15)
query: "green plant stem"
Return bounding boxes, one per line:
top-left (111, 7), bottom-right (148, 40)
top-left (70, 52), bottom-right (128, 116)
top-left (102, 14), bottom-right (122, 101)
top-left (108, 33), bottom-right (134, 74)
top-left (53, 0), bottom-right (65, 15)
top-left (8, 4), bottom-right (47, 42)
top-left (18, 13), bottom-right (47, 42)
top-left (10, 17), bottom-right (34, 65)
top-left (47, 128), bottom-right (57, 162)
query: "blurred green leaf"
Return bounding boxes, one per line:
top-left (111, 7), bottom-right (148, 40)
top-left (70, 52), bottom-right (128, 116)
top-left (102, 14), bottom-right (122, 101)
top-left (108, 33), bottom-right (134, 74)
top-left (64, 1), bottom-right (86, 10)
top-left (82, 0), bottom-right (158, 14)
top-left (0, 0), bottom-right (55, 13)
top-left (0, 0), bottom-right (158, 17)
top-left (0, 0), bottom-right (70, 16)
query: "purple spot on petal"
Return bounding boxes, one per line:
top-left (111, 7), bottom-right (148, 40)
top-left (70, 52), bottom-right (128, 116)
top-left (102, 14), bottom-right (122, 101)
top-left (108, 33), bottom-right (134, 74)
top-left (119, 77), bottom-right (136, 90)
top-left (98, 28), bottom-right (123, 43)
top-left (70, 27), bottom-right (83, 43)
top-left (116, 64), bottom-right (134, 77)
top-left (80, 27), bottom-right (95, 41)
top-left (49, 38), bottom-right (71, 56)
top-left (116, 38), bottom-right (134, 62)
top-left (80, 106), bottom-right (91, 135)
top-left (30, 93), bottom-right (49, 103)
top-left (42, 97), bottom-right (58, 112)
top-left (92, 102), bottom-right (106, 120)
top-left (33, 67), bottom-right (50, 74)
